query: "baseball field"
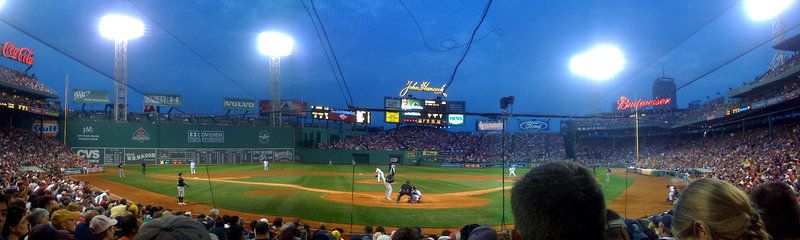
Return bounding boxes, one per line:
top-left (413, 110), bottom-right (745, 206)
top-left (74, 163), bottom-right (663, 229)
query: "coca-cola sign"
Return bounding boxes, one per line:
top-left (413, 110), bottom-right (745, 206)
top-left (2, 41), bottom-right (34, 65)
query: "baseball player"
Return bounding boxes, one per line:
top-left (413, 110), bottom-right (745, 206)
top-left (389, 163), bottom-right (396, 175)
top-left (668, 185), bottom-right (677, 203)
top-left (383, 174), bottom-right (394, 200)
top-left (375, 168), bottom-right (385, 183)
top-left (509, 165), bottom-right (517, 177)
top-left (329, 160), bottom-right (333, 166)
top-left (264, 160), bottom-right (269, 171)
top-left (410, 186), bottom-right (422, 203)
top-left (606, 168), bottom-right (612, 182)
top-left (396, 181), bottom-right (413, 203)
top-left (190, 160), bottom-right (196, 175)
top-left (177, 172), bottom-right (189, 205)
top-left (141, 162), bottom-right (146, 175)
top-left (118, 163), bottom-right (125, 177)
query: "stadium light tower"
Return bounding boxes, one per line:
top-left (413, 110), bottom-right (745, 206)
top-left (99, 14), bottom-right (144, 122)
top-left (570, 45), bottom-right (625, 113)
top-left (258, 32), bottom-right (294, 127)
top-left (746, 0), bottom-right (794, 70)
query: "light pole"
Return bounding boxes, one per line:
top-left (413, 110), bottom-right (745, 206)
top-left (570, 45), bottom-right (625, 114)
top-left (258, 32), bottom-right (294, 127)
top-left (99, 15), bottom-right (144, 122)
top-left (745, 0), bottom-right (794, 70)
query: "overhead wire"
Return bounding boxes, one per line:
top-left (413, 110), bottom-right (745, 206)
top-left (309, 0), bottom-right (355, 107)
top-left (677, 20), bottom-right (800, 90)
top-left (126, 0), bottom-right (260, 100)
top-left (443, 0), bottom-right (494, 92)
top-left (299, 0), bottom-right (352, 108)
top-left (603, 2), bottom-right (738, 98)
top-left (396, 0), bottom-right (504, 52)
top-left (0, 15), bottom-right (227, 208)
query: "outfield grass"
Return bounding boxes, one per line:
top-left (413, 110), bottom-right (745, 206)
top-left (103, 163), bottom-right (632, 228)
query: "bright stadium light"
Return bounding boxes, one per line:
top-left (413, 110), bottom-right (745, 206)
top-left (99, 14), bottom-right (144, 122)
top-left (258, 32), bottom-right (294, 57)
top-left (570, 45), bottom-right (625, 81)
top-left (99, 15), bottom-right (144, 40)
top-left (746, 0), bottom-right (794, 21)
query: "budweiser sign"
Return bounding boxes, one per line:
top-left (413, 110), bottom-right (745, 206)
top-left (2, 41), bottom-right (34, 65)
top-left (617, 96), bottom-right (671, 110)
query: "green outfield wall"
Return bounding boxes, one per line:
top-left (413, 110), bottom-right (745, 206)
top-left (66, 121), bottom-right (295, 165)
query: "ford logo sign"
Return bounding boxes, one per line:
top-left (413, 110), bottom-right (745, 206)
top-left (520, 120), bottom-right (548, 131)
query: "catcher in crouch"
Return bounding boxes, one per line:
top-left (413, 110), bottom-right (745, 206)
top-left (410, 186), bottom-right (422, 203)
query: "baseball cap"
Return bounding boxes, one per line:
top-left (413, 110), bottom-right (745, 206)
top-left (90, 215), bottom-right (118, 234)
top-left (136, 215), bottom-right (211, 240)
top-left (28, 224), bottom-right (70, 240)
top-left (51, 209), bottom-right (80, 226)
top-left (468, 225), bottom-right (497, 240)
top-left (660, 215), bottom-right (673, 229)
top-left (259, 218), bottom-right (269, 224)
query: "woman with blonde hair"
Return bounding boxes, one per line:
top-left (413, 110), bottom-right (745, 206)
top-left (673, 178), bottom-right (770, 240)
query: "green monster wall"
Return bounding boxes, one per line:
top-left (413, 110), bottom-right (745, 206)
top-left (66, 121), bottom-right (295, 165)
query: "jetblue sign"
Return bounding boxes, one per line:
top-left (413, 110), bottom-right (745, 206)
top-left (519, 119), bottom-right (549, 131)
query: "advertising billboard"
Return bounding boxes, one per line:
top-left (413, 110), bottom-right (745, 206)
top-left (223, 98), bottom-right (257, 111)
top-left (518, 119), bottom-right (550, 131)
top-left (476, 120), bottom-right (504, 131)
top-left (259, 100), bottom-right (308, 117)
top-left (143, 93), bottom-right (183, 107)
top-left (310, 105), bottom-right (371, 124)
top-left (72, 89), bottom-right (110, 104)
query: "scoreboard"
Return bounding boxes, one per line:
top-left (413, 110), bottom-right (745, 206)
top-left (311, 105), bottom-right (372, 124)
top-left (384, 97), bottom-right (465, 126)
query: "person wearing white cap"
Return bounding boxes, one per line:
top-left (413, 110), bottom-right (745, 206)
top-left (90, 215), bottom-right (118, 240)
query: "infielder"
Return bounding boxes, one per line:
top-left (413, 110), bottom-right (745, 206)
top-left (606, 168), bottom-right (612, 182)
top-left (177, 172), bottom-right (189, 205)
top-left (263, 160), bottom-right (269, 171)
top-left (389, 163), bottom-right (396, 175)
top-left (329, 160), bottom-right (333, 166)
top-left (509, 165), bottom-right (517, 177)
top-left (118, 163), bottom-right (125, 177)
top-left (190, 160), bottom-right (196, 175)
top-left (375, 168), bottom-right (385, 183)
top-left (383, 174), bottom-right (394, 200)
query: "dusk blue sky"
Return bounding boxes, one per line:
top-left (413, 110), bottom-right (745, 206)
top-left (0, 1), bottom-right (797, 131)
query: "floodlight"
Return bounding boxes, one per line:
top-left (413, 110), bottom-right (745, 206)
top-left (746, 0), bottom-right (794, 21)
top-left (258, 32), bottom-right (294, 57)
top-left (570, 45), bottom-right (625, 81)
top-left (99, 15), bottom-right (144, 40)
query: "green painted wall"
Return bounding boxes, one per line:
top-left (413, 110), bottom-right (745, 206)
top-left (296, 148), bottom-right (417, 165)
top-left (66, 121), bottom-right (293, 148)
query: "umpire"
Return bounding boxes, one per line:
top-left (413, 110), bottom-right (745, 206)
top-left (396, 181), bottom-right (413, 203)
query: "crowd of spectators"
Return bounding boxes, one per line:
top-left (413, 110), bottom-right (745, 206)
top-left (0, 66), bottom-right (54, 95)
top-left (318, 127), bottom-right (565, 162)
top-left (577, 120), bottom-right (800, 195)
top-left (754, 53), bottom-right (800, 83)
top-left (0, 126), bottom-right (90, 172)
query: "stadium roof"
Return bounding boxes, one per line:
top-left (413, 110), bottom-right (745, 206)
top-left (773, 33), bottom-right (800, 51)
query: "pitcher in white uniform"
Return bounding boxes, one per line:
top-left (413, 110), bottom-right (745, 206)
top-left (375, 168), bottom-right (385, 183)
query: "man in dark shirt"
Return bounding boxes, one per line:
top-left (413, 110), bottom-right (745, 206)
top-left (177, 172), bottom-right (189, 205)
top-left (118, 163), bottom-right (125, 177)
top-left (396, 181), bottom-right (413, 203)
top-left (141, 162), bottom-right (146, 175)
